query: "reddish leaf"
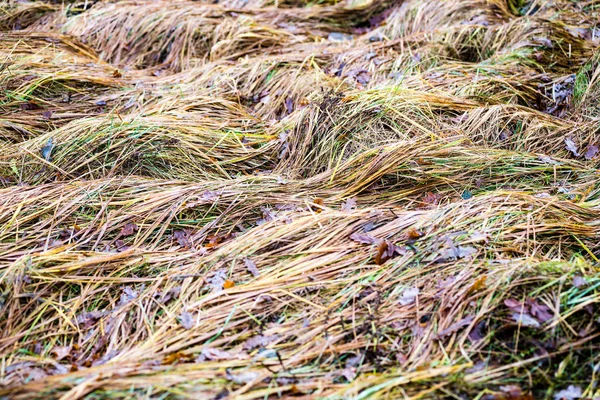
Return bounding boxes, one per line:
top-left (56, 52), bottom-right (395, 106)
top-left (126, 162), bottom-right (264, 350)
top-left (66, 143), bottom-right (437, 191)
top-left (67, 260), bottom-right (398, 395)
top-left (406, 227), bottom-right (423, 239)
top-left (528, 299), bottom-right (553, 322)
top-left (311, 198), bottom-right (325, 213)
top-left (466, 276), bottom-right (487, 295)
top-left (374, 240), bottom-right (406, 264)
top-left (162, 351), bottom-right (192, 365)
top-left (374, 241), bottom-right (388, 265)
top-left (120, 223), bottom-right (138, 237)
top-left (421, 191), bottom-right (440, 207)
top-left (223, 280), bottom-right (235, 289)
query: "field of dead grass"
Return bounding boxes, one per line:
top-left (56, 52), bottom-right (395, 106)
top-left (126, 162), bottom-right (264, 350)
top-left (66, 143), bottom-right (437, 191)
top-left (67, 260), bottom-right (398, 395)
top-left (1, 0), bottom-right (600, 398)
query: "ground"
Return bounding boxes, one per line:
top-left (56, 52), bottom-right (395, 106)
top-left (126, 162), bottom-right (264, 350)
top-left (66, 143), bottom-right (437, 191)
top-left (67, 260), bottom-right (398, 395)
top-left (0, 0), bottom-right (599, 399)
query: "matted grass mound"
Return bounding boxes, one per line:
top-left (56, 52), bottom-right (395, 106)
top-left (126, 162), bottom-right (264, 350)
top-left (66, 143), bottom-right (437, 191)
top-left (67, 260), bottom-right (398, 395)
top-left (0, 0), bottom-right (599, 399)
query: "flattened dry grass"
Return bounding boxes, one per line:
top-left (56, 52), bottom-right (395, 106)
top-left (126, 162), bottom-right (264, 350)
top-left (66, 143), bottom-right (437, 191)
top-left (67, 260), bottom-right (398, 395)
top-left (1, 0), bottom-right (599, 399)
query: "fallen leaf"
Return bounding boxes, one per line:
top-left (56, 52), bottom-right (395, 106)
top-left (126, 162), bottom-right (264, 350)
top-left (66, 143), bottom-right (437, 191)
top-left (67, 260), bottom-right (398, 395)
top-left (553, 385), bottom-right (582, 400)
top-left (584, 145), bottom-right (598, 160)
top-left (499, 385), bottom-right (533, 400)
top-left (511, 312), bottom-right (540, 328)
top-left (120, 223), bottom-right (138, 237)
top-left (469, 231), bottom-right (489, 243)
top-left (243, 334), bottom-right (278, 350)
top-left (41, 138), bottom-right (54, 162)
top-left (468, 321), bottom-right (487, 342)
top-left (350, 232), bottom-right (381, 245)
top-left (76, 311), bottom-right (105, 329)
top-left (356, 71), bottom-right (370, 84)
top-left (504, 298), bottom-right (523, 311)
top-left (52, 345), bottom-right (72, 361)
top-left (226, 369), bottom-right (259, 384)
top-left (244, 257), bottom-right (259, 277)
top-left (529, 299), bottom-right (552, 322)
top-left (179, 311), bottom-right (194, 330)
top-left (421, 191), bottom-right (440, 207)
top-left (437, 245), bottom-right (477, 262)
top-left (374, 240), bottom-right (406, 264)
top-left (197, 348), bottom-right (235, 361)
top-left (374, 241), bottom-right (388, 265)
top-left (328, 32), bottom-right (354, 41)
top-left (119, 286), bottom-right (138, 306)
top-left (341, 368), bottom-right (356, 382)
top-left (311, 198), bottom-right (325, 213)
top-left (223, 280), bottom-right (235, 289)
top-left (21, 367), bottom-right (48, 381)
top-left (158, 286), bottom-right (181, 304)
top-left (341, 198), bottom-right (357, 212)
top-left (406, 227), bottom-right (423, 240)
top-left (466, 275), bottom-right (487, 295)
top-left (565, 138), bottom-right (580, 157)
top-left (573, 276), bottom-right (587, 288)
top-left (539, 154), bottom-right (560, 164)
top-left (399, 287), bottom-right (419, 306)
top-left (162, 351), bottom-right (191, 365)
top-left (285, 97), bottom-right (294, 114)
top-left (436, 316), bottom-right (474, 338)
top-left (345, 354), bottom-right (362, 368)
top-left (209, 269), bottom-right (227, 292)
top-left (173, 230), bottom-right (191, 248)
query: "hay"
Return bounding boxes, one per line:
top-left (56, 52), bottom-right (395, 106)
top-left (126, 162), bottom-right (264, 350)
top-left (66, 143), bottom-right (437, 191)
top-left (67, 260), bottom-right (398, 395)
top-left (1, 0), bottom-right (599, 398)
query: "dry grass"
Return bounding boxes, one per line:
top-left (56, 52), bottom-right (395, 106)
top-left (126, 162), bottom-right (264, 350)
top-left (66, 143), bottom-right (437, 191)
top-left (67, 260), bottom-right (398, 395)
top-left (1, 0), bottom-right (599, 399)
